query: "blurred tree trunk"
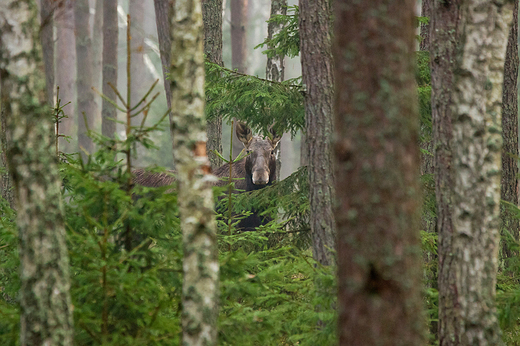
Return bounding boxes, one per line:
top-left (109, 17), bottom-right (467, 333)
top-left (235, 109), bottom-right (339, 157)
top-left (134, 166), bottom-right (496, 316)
top-left (299, 0), bottom-right (335, 266)
top-left (0, 1), bottom-right (74, 345)
top-left (202, 0), bottom-right (224, 169)
top-left (501, 0), bottom-right (519, 264)
top-left (420, 0), bottom-right (431, 52)
top-left (170, 0), bottom-right (219, 345)
top-left (55, 0), bottom-right (76, 153)
top-left (333, 0), bottom-right (426, 343)
top-left (231, 0), bottom-right (248, 159)
top-left (154, 0), bottom-right (173, 115)
top-left (92, 0), bottom-right (103, 128)
top-left (435, 1), bottom-right (514, 344)
top-left (40, 0), bottom-right (54, 107)
top-left (266, 0), bottom-right (286, 180)
top-left (130, 0), bottom-right (148, 127)
top-left (75, 0), bottom-right (97, 156)
top-left (102, 0), bottom-right (118, 138)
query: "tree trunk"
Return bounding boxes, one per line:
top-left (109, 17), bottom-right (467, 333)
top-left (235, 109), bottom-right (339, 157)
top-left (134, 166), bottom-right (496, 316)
top-left (500, 0), bottom-right (519, 264)
top-left (299, 0), bottom-right (335, 266)
top-left (202, 0), bottom-right (224, 169)
top-left (102, 0), bottom-right (118, 138)
top-left (266, 0), bottom-right (286, 181)
top-left (55, 0), bottom-right (76, 153)
top-left (231, 0), bottom-right (248, 159)
top-left (436, 1), bottom-right (514, 344)
top-left (130, 0), bottom-right (149, 127)
top-left (0, 2), bottom-right (74, 345)
top-left (170, 0), bottom-right (219, 345)
top-left (92, 0), bottom-right (103, 128)
top-left (333, 0), bottom-right (426, 343)
top-left (75, 0), bottom-right (97, 156)
top-left (40, 0), bottom-right (54, 107)
top-left (154, 0), bottom-right (173, 116)
top-left (420, 0), bottom-right (431, 52)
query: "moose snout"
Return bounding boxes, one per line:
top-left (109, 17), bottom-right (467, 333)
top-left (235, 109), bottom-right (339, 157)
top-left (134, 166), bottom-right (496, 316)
top-left (252, 170), bottom-right (269, 185)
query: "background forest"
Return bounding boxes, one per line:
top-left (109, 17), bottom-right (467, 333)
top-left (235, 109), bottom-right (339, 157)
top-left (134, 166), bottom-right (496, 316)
top-left (2, 0), bottom-right (520, 345)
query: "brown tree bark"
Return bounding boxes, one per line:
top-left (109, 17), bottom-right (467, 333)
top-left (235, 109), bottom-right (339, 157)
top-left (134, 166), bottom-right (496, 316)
top-left (266, 0), bottom-right (287, 181)
top-left (500, 0), bottom-right (519, 263)
top-left (40, 0), bottom-right (54, 107)
top-left (170, 0), bottom-right (219, 344)
top-left (75, 0), bottom-right (97, 156)
top-left (0, 2), bottom-right (74, 345)
top-left (333, 0), bottom-right (426, 344)
top-left (420, 0), bottom-right (431, 52)
top-left (434, 1), bottom-right (514, 344)
top-left (299, 0), bottom-right (335, 266)
top-left (55, 0), bottom-right (76, 153)
top-left (202, 0), bottom-right (224, 169)
top-left (102, 0), bottom-right (118, 138)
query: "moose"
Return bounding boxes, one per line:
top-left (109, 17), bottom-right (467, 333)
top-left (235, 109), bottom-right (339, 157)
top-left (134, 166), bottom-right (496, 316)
top-left (132, 122), bottom-right (282, 231)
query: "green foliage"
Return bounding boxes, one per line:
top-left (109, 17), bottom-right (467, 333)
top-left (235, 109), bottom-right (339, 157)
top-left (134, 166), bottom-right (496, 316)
top-left (256, 5), bottom-right (300, 59)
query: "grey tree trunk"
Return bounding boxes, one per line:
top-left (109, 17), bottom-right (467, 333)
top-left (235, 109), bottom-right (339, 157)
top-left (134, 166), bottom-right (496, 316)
top-left (435, 1), bottom-right (514, 344)
top-left (299, 0), bottom-right (335, 266)
top-left (102, 0), bottom-right (118, 138)
top-left (266, 0), bottom-right (286, 181)
top-left (154, 0), bottom-right (173, 115)
top-left (92, 0), bottom-right (103, 127)
top-left (500, 0), bottom-right (519, 264)
top-left (75, 0), bottom-right (97, 156)
top-left (0, 2), bottom-right (74, 345)
top-left (55, 0), bottom-right (76, 153)
top-left (130, 0), bottom-right (149, 127)
top-left (202, 0), bottom-right (224, 169)
top-left (170, 0), bottom-right (219, 345)
top-left (40, 0), bottom-right (54, 107)
top-left (333, 0), bottom-right (426, 343)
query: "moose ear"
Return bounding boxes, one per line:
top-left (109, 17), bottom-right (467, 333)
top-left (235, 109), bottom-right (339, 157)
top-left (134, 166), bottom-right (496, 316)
top-left (236, 121), bottom-right (252, 147)
top-left (268, 124), bottom-right (282, 148)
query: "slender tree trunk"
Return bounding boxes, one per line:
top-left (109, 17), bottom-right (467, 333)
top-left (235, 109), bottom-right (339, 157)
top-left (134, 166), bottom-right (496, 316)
top-left (299, 0), bottom-right (335, 266)
top-left (154, 0), bottom-right (173, 116)
top-left (102, 0), bottom-right (118, 138)
top-left (435, 1), bottom-right (514, 344)
top-left (40, 0), bottom-right (54, 107)
top-left (501, 0), bottom-right (519, 264)
top-left (75, 0), bottom-right (97, 156)
top-left (420, 0), bottom-right (431, 52)
top-left (231, 0), bottom-right (248, 159)
top-left (55, 0), bottom-right (76, 153)
top-left (130, 0), bottom-right (148, 127)
top-left (170, 0), bottom-right (219, 345)
top-left (0, 2), bottom-right (74, 345)
top-left (202, 0), bottom-right (224, 169)
top-left (266, 0), bottom-right (286, 180)
top-left (92, 0), bottom-right (103, 128)
top-left (333, 0), bottom-right (426, 343)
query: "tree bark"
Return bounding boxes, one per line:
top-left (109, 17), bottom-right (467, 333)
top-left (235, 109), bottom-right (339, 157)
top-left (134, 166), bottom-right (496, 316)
top-left (500, 0), bottom-right (519, 263)
top-left (333, 0), bottom-right (426, 344)
top-left (75, 0), bottom-right (97, 156)
top-left (266, 0), bottom-right (286, 181)
top-left (420, 0), bottom-right (431, 52)
top-left (202, 0), bottom-right (224, 169)
top-left (299, 0), bottom-right (335, 266)
top-left (0, 1), bottom-right (74, 345)
top-left (102, 0), bottom-right (118, 138)
top-left (435, 1), bottom-right (514, 344)
top-left (55, 0), bottom-right (76, 153)
top-left (170, 0), bottom-right (219, 345)
top-left (92, 0), bottom-right (103, 127)
top-left (130, 0), bottom-right (149, 127)
top-left (40, 0), bottom-right (54, 107)
top-left (154, 0), bottom-right (173, 116)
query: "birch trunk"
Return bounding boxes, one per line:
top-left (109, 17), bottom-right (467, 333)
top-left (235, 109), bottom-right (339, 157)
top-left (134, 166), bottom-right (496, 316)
top-left (0, 1), bottom-right (73, 345)
top-left (333, 0), bottom-right (426, 343)
top-left (170, 0), bottom-right (219, 344)
top-left (299, 0), bottom-right (335, 266)
top-left (102, 0), bottom-right (118, 138)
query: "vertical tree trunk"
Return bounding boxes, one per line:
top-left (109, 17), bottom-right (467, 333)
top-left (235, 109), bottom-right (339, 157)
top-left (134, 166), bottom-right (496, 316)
top-left (92, 0), bottom-right (103, 127)
top-left (231, 0), bottom-right (248, 159)
top-left (202, 0), bottom-right (224, 169)
top-left (102, 0), bottom-right (118, 138)
top-left (333, 0), bottom-right (426, 343)
top-left (501, 0), bottom-right (519, 263)
top-left (130, 0), bottom-right (149, 127)
top-left (420, 0), bottom-right (431, 52)
top-left (0, 2), bottom-right (74, 345)
top-left (40, 0), bottom-right (54, 107)
top-left (75, 0), bottom-right (97, 156)
top-left (55, 0), bottom-right (76, 153)
top-left (154, 0), bottom-right (173, 115)
top-left (266, 0), bottom-right (286, 181)
top-left (170, 0), bottom-right (219, 345)
top-left (299, 0), bottom-right (335, 266)
top-left (436, 1), bottom-right (514, 344)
